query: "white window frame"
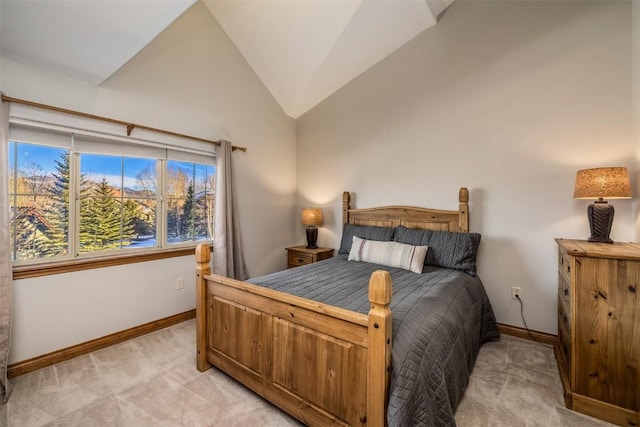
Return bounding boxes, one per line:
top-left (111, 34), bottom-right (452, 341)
top-left (8, 103), bottom-right (216, 267)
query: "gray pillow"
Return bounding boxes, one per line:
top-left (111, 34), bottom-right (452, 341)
top-left (338, 224), bottom-right (396, 254)
top-left (394, 226), bottom-right (481, 275)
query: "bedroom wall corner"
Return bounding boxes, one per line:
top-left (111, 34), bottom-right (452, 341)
top-left (0, 2), bottom-right (296, 363)
top-left (296, 0), bottom-right (634, 335)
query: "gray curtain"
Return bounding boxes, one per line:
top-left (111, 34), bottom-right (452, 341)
top-left (213, 140), bottom-right (248, 280)
top-left (0, 96), bottom-right (13, 402)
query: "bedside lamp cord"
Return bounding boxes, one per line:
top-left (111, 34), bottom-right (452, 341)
top-left (515, 295), bottom-right (553, 349)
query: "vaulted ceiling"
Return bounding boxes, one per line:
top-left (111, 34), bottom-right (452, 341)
top-left (0, 0), bottom-right (453, 118)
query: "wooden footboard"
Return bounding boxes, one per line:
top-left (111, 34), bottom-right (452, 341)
top-left (195, 244), bottom-right (392, 427)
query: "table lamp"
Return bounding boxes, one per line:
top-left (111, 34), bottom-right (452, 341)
top-left (573, 167), bottom-right (631, 243)
top-left (301, 208), bottom-right (323, 249)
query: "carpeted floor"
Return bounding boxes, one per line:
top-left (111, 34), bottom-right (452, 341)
top-left (2, 319), bottom-right (614, 426)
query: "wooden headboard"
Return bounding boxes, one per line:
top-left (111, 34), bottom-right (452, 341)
top-left (342, 187), bottom-right (469, 233)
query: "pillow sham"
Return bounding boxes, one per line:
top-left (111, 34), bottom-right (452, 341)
top-left (348, 236), bottom-right (428, 274)
top-left (393, 226), bottom-right (481, 275)
top-left (338, 223), bottom-right (396, 254)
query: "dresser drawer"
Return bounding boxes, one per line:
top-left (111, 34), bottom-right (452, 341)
top-left (555, 238), bottom-right (640, 424)
top-left (288, 253), bottom-right (313, 268)
top-left (558, 273), bottom-right (571, 311)
top-left (558, 317), bottom-right (571, 383)
top-left (559, 297), bottom-right (571, 334)
top-left (558, 248), bottom-right (571, 282)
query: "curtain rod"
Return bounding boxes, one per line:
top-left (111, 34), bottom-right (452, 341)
top-left (0, 95), bottom-right (247, 153)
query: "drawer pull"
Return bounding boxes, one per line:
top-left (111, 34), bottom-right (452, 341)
top-left (563, 315), bottom-right (568, 324)
top-left (588, 372), bottom-right (599, 378)
top-left (297, 258), bottom-right (304, 263)
top-left (567, 266), bottom-right (571, 273)
top-left (564, 288), bottom-right (569, 297)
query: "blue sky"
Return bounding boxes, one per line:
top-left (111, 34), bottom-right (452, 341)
top-left (10, 141), bottom-right (215, 190)
top-left (10, 142), bottom-right (63, 174)
top-left (81, 154), bottom-right (155, 189)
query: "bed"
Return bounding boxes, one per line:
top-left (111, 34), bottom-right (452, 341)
top-left (195, 188), bottom-right (499, 426)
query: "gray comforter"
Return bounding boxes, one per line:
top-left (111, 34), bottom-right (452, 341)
top-left (249, 255), bottom-right (499, 426)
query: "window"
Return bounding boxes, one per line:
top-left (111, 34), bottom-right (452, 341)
top-left (9, 142), bottom-right (70, 260)
top-left (79, 154), bottom-right (159, 253)
top-left (8, 121), bottom-right (216, 265)
top-left (166, 160), bottom-right (215, 245)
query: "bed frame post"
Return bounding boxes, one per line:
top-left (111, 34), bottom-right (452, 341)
top-left (195, 243), bottom-right (212, 372)
top-left (367, 270), bottom-right (393, 427)
top-left (343, 191), bottom-right (351, 225)
top-left (458, 187), bottom-right (469, 233)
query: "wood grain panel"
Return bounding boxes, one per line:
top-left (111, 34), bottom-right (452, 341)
top-left (208, 347), bottom-right (353, 427)
top-left (607, 260), bottom-right (639, 410)
top-left (210, 282), bottom-right (369, 347)
top-left (351, 218), bottom-right (394, 227)
top-left (272, 319), bottom-right (367, 425)
top-left (343, 188), bottom-right (470, 233)
top-left (575, 257), bottom-right (609, 402)
top-left (573, 394), bottom-right (639, 427)
top-left (195, 189), bottom-right (469, 427)
top-left (557, 239), bottom-right (640, 424)
top-left (212, 297), bottom-right (264, 375)
top-left (400, 220), bottom-right (450, 231)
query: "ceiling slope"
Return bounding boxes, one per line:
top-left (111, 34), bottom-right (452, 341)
top-left (1, 0), bottom-right (453, 118)
top-left (0, 0), bottom-right (196, 85)
top-left (205, 0), bottom-right (454, 118)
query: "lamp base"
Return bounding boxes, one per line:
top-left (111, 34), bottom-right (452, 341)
top-left (305, 226), bottom-right (318, 249)
top-left (587, 201), bottom-right (614, 244)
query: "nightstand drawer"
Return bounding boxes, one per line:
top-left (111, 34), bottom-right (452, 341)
top-left (288, 253), bottom-right (313, 268)
top-left (286, 246), bottom-right (334, 269)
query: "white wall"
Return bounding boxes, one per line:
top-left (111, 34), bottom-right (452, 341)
top-left (296, 1), bottom-right (635, 335)
top-left (2, 2), bottom-right (296, 363)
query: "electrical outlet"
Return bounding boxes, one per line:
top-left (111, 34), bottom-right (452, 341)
top-left (176, 278), bottom-right (184, 290)
top-left (512, 286), bottom-right (521, 299)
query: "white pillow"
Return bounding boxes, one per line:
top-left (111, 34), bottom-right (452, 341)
top-left (348, 236), bottom-right (428, 274)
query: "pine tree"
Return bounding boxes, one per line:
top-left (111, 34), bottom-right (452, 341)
top-left (122, 199), bottom-right (140, 239)
top-left (180, 184), bottom-right (196, 241)
top-left (81, 178), bottom-right (128, 251)
top-left (41, 152), bottom-right (71, 256)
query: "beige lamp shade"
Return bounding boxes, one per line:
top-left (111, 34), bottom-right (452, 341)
top-left (301, 208), bottom-right (323, 226)
top-left (573, 167), bottom-right (632, 200)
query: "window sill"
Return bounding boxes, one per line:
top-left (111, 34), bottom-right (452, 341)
top-left (12, 245), bottom-right (213, 280)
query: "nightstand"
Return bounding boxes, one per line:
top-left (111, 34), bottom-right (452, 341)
top-left (286, 245), bottom-right (334, 269)
top-left (555, 238), bottom-right (640, 426)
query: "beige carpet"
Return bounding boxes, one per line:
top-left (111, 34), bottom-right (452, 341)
top-left (1, 319), bottom-right (614, 426)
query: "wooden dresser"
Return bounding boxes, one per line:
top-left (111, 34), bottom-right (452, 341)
top-left (555, 238), bottom-right (639, 426)
top-left (285, 245), bottom-right (334, 269)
